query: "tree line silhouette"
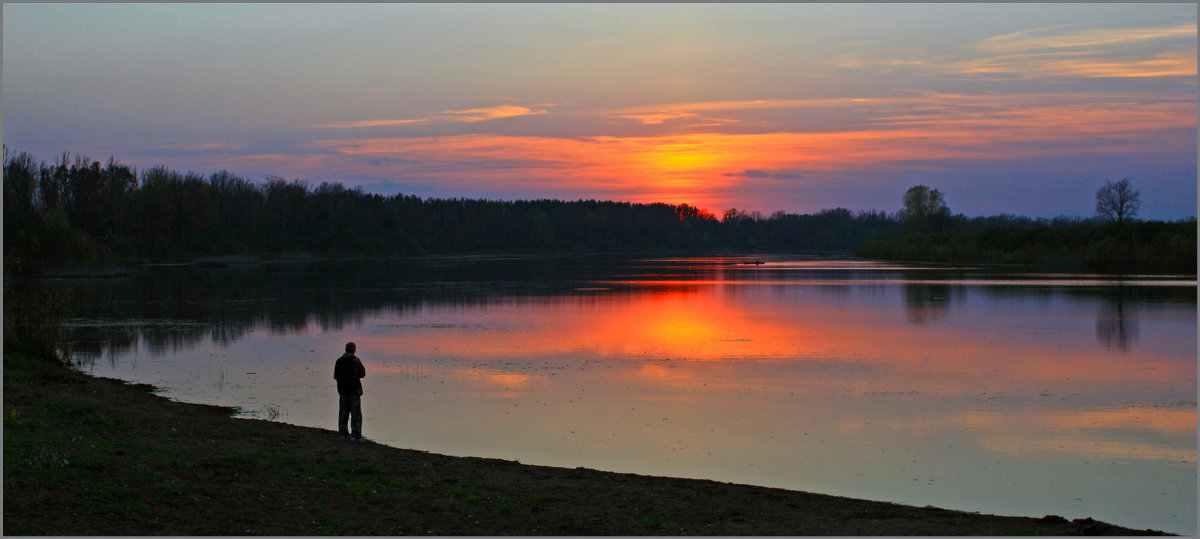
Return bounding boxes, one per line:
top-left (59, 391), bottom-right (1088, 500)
top-left (858, 184), bottom-right (1196, 274)
top-left (4, 148), bottom-right (1195, 277)
top-left (2, 149), bottom-right (900, 274)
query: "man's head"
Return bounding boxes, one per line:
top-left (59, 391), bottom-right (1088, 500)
top-left (345, 342), bottom-right (356, 353)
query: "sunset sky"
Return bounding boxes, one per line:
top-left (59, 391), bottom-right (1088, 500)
top-left (4, 3), bottom-right (1196, 219)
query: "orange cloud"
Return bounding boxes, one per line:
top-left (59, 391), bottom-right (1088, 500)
top-left (314, 104), bottom-right (548, 128)
top-left (444, 104), bottom-right (548, 122)
top-left (839, 23), bottom-right (1197, 80)
top-left (609, 98), bottom-right (873, 121)
top-left (315, 97), bottom-right (1193, 166)
top-left (612, 110), bottom-right (739, 126)
top-left (953, 50), bottom-right (1197, 79)
top-left (157, 89), bottom-right (1192, 213)
top-left (976, 24), bottom-right (1198, 53)
top-left (317, 118), bottom-right (429, 128)
top-left (872, 99), bottom-right (1196, 135)
top-left (295, 91), bottom-right (1194, 209)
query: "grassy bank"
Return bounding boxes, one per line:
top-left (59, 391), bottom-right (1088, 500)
top-left (856, 221), bottom-right (1197, 274)
top-left (3, 351), bottom-right (1169, 535)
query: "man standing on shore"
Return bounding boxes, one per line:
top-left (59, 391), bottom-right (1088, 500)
top-left (334, 342), bottom-right (366, 441)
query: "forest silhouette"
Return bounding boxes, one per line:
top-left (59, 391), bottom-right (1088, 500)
top-left (3, 148), bottom-right (1195, 277)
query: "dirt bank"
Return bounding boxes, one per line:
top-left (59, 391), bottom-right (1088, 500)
top-left (3, 354), bottom-right (1170, 535)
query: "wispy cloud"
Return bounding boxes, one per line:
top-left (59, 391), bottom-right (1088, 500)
top-left (315, 104), bottom-right (549, 129)
top-left (830, 52), bottom-right (930, 73)
top-left (442, 105), bottom-right (549, 123)
top-left (150, 141), bottom-right (247, 151)
top-left (151, 82), bottom-right (1195, 216)
top-left (952, 49), bottom-right (1197, 79)
top-left (614, 99), bottom-right (847, 116)
top-left (612, 110), bottom-right (741, 127)
top-left (317, 118), bottom-right (429, 128)
top-left (868, 96), bottom-right (1196, 137)
top-left (610, 92), bottom-right (1196, 136)
top-left (837, 23), bottom-right (1197, 80)
top-left (607, 98), bottom-right (889, 129)
top-left (305, 96), bottom-right (1193, 185)
top-left (185, 87), bottom-right (1194, 209)
top-left (724, 169), bottom-right (771, 179)
top-left (723, 170), bottom-right (805, 180)
top-left (976, 24), bottom-right (1197, 53)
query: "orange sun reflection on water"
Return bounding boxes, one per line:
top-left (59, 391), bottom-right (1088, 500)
top-left (364, 285), bottom-right (1193, 390)
top-left (362, 290), bottom-right (759, 359)
top-left (363, 280), bottom-right (1196, 474)
top-left (79, 258), bottom-right (1196, 533)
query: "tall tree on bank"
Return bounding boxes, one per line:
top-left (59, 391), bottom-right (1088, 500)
top-left (1095, 178), bottom-right (1141, 224)
top-left (898, 185), bottom-right (950, 233)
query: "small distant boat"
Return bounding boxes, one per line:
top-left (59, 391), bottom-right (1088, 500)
top-left (742, 259), bottom-right (765, 265)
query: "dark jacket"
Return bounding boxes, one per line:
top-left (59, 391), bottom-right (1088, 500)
top-left (334, 353), bottom-right (365, 395)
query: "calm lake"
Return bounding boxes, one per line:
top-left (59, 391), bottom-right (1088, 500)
top-left (61, 255), bottom-right (1196, 534)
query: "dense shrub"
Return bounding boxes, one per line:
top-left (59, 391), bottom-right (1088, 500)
top-left (857, 220), bottom-right (1196, 274)
top-left (3, 283), bottom-right (72, 362)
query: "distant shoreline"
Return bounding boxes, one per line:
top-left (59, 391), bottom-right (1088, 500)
top-left (856, 220), bottom-right (1197, 275)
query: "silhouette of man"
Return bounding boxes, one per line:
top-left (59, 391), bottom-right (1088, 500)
top-left (334, 342), bottom-right (366, 441)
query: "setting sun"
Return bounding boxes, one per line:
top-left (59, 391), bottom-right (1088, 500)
top-left (7, 3), bottom-right (1192, 219)
top-left (643, 143), bottom-right (722, 173)
top-left (4, 3), bottom-right (1196, 536)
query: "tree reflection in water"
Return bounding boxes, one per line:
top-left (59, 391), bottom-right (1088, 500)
top-left (49, 256), bottom-right (1196, 535)
top-left (57, 257), bottom-right (1191, 363)
top-left (1096, 289), bottom-right (1139, 352)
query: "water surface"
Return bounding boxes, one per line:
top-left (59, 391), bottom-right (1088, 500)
top-left (63, 255), bottom-right (1197, 534)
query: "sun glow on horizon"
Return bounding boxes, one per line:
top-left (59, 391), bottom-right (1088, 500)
top-left (7, 3), bottom-right (1193, 218)
top-left (291, 88), bottom-right (1194, 211)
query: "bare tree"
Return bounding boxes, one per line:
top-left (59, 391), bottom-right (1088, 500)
top-left (899, 185), bottom-right (950, 233)
top-left (1095, 178), bottom-right (1141, 223)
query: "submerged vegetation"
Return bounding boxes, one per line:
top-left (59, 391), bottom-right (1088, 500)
top-left (4, 148), bottom-right (1195, 277)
